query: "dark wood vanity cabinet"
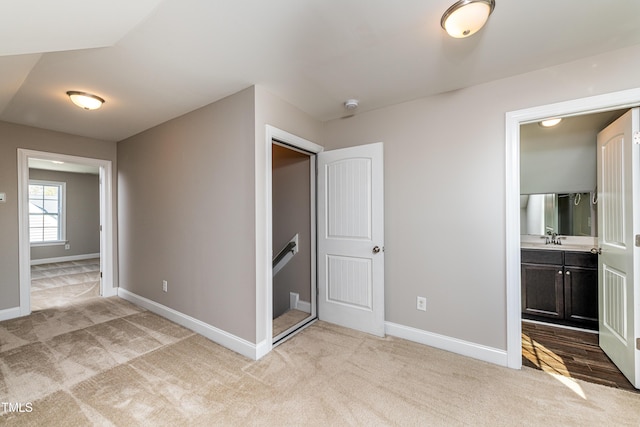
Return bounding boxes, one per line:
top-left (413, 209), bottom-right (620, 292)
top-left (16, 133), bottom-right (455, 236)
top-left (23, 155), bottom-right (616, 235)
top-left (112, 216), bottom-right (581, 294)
top-left (521, 249), bottom-right (597, 330)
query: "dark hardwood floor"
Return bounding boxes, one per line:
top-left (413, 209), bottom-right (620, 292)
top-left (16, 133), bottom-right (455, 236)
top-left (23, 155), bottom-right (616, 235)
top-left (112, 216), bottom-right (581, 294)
top-left (522, 321), bottom-right (638, 393)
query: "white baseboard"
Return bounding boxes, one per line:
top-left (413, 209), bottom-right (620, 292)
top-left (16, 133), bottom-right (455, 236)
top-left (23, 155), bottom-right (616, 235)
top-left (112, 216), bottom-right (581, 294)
top-left (385, 322), bottom-right (508, 367)
top-left (117, 288), bottom-right (260, 360)
top-left (0, 306), bottom-right (21, 322)
top-left (102, 284), bottom-right (118, 298)
top-left (296, 299), bottom-right (311, 314)
top-left (289, 292), bottom-right (311, 314)
top-left (255, 339), bottom-right (271, 360)
top-left (31, 253), bottom-right (100, 266)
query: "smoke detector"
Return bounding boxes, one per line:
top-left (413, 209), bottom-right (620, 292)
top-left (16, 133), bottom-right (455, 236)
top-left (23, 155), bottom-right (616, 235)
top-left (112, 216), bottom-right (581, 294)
top-left (344, 99), bottom-right (359, 110)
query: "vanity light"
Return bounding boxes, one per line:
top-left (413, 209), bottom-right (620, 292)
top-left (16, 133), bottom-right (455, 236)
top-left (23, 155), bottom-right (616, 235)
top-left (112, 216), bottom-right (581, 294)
top-left (66, 91), bottom-right (105, 110)
top-left (539, 118), bottom-right (562, 128)
top-left (441, 0), bottom-right (495, 38)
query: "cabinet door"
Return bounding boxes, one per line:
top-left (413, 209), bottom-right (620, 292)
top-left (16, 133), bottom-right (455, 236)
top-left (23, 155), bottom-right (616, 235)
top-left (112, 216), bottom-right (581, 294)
top-left (521, 263), bottom-right (564, 319)
top-left (564, 266), bottom-right (598, 327)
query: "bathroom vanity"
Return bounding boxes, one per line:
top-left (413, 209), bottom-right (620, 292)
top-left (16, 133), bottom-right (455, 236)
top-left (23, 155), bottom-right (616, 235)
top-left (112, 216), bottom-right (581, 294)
top-left (521, 248), bottom-right (597, 330)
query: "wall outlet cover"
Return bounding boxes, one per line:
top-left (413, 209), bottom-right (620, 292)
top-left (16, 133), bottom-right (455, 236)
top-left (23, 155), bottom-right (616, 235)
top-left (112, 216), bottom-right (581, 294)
top-left (417, 296), bottom-right (427, 311)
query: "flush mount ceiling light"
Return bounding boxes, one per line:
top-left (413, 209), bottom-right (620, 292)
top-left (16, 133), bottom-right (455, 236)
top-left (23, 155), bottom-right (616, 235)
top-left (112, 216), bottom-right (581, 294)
top-left (344, 99), bottom-right (359, 110)
top-left (539, 118), bottom-right (562, 128)
top-left (441, 0), bottom-right (495, 38)
top-left (66, 91), bottom-right (105, 110)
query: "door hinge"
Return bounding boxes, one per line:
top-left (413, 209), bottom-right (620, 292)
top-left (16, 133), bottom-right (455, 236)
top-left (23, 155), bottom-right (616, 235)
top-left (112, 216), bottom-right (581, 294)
top-left (634, 131), bottom-right (640, 145)
top-left (637, 338), bottom-right (640, 351)
top-left (636, 235), bottom-right (640, 247)
top-left (100, 272), bottom-right (103, 278)
top-left (99, 225), bottom-right (103, 232)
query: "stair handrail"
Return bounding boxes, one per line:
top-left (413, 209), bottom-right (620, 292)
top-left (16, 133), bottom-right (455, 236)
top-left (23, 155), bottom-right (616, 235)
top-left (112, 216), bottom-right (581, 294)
top-left (273, 241), bottom-right (297, 268)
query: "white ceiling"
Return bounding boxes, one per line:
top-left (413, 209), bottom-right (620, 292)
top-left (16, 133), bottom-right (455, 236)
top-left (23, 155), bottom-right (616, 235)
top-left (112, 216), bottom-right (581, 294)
top-left (2, 0), bottom-right (640, 142)
top-left (521, 109), bottom-right (626, 143)
top-left (29, 158), bottom-right (100, 175)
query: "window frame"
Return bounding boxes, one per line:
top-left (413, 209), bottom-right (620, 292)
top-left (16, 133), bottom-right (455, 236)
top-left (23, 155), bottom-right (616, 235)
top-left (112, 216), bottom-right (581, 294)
top-left (28, 179), bottom-right (67, 246)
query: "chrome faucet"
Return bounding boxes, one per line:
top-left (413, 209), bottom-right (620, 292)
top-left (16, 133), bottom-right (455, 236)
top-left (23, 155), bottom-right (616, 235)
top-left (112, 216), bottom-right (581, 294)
top-left (550, 232), bottom-right (562, 245)
top-left (545, 231), bottom-right (562, 245)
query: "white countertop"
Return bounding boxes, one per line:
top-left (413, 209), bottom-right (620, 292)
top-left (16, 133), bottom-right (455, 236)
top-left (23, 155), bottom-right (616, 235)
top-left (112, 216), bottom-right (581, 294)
top-left (520, 235), bottom-right (597, 253)
top-left (520, 242), bottom-right (594, 252)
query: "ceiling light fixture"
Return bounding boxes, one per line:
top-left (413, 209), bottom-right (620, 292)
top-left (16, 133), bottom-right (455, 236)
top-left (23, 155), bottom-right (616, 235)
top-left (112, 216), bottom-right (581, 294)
top-left (66, 91), bottom-right (105, 110)
top-left (441, 0), bottom-right (495, 38)
top-left (539, 118), bottom-right (562, 128)
top-left (344, 99), bottom-right (359, 110)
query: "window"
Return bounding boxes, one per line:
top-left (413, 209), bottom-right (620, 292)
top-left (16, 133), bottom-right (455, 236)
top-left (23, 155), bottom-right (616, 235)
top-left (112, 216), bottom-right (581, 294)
top-left (29, 180), bottom-right (66, 244)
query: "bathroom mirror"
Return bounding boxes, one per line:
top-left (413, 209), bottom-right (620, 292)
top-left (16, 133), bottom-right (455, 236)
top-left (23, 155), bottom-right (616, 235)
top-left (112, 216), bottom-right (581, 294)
top-left (520, 192), bottom-right (596, 237)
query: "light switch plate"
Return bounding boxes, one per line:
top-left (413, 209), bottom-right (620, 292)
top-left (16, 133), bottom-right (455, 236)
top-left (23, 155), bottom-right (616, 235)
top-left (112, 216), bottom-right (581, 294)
top-left (0, 192), bottom-right (6, 202)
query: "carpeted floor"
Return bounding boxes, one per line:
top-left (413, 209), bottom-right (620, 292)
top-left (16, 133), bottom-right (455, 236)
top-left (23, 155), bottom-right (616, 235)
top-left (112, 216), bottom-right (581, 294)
top-left (2, 295), bottom-right (640, 425)
top-left (31, 258), bottom-right (100, 311)
top-left (272, 309), bottom-right (310, 337)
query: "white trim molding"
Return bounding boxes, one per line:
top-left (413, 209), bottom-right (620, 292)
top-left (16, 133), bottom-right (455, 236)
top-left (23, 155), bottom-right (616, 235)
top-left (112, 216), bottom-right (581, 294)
top-left (258, 125), bottom-right (323, 359)
top-left (118, 289), bottom-right (260, 360)
top-left (31, 253), bottom-right (100, 266)
top-left (505, 87), bottom-right (640, 370)
top-left (0, 307), bottom-right (21, 322)
top-left (17, 149), bottom-right (116, 315)
top-left (385, 322), bottom-right (508, 367)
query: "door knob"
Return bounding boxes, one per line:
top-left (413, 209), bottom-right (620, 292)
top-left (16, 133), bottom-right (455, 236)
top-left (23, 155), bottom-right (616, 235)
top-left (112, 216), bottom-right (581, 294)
top-left (590, 247), bottom-right (602, 255)
top-left (372, 246), bottom-right (381, 254)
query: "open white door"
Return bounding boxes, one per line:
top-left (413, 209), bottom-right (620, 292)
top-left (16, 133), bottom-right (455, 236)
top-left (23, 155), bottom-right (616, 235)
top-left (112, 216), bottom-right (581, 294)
top-left (317, 142), bottom-right (384, 336)
top-left (597, 108), bottom-right (640, 389)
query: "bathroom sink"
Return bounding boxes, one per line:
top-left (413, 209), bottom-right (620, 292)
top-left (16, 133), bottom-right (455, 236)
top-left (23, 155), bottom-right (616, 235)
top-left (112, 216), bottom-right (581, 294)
top-left (520, 242), bottom-right (593, 252)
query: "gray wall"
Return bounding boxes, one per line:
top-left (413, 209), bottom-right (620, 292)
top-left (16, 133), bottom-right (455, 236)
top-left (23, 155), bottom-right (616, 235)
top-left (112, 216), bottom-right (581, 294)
top-left (29, 169), bottom-right (100, 260)
top-left (272, 144), bottom-right (311, 318)
top-left (520, 121), bottom-right (597, 195)
top-left (118, 87), bottom-right (258, 342)
top-left (322, 44), bottom-right (640, 350)
top-left (118, 85), bottom-right (324, 345)
top-left (254, 86), bottom-right (324, 343)
top-left (0, 121), bottom-right (116, 311)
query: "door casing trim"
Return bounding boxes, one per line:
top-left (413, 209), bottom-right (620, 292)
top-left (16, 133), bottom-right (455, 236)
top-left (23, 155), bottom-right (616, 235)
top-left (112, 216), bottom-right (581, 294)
top-left (17, 149), bottom-right (116, 317)
top-left (256, 125), bottom-right (323, 359)
top-left (505, 87), bottom-right (640, 369)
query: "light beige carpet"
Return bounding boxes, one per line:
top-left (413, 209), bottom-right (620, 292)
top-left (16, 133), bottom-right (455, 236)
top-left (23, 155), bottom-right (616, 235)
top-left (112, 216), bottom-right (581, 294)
top-left (1, 295), bottom-right (640, 426)
top-left (272, 309), bottom-right (310, 337)
top-left (31, 259), bottom-right (100, 311)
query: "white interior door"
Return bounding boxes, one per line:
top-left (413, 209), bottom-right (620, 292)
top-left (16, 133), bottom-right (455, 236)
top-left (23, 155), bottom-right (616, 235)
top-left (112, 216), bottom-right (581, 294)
top-left (317, 142), bottom-right (385, 336)
top-left (597, 107), bottom-right (640, 388)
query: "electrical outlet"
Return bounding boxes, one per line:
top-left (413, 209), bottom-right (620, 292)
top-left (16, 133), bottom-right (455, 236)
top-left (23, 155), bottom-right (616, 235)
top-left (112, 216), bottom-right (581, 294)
top-left (64, 244), bottom-right (70, 250)
top-left (416, 296), bottom-right (427, 312)
top-left (162, 280), bottom-right (168, 292)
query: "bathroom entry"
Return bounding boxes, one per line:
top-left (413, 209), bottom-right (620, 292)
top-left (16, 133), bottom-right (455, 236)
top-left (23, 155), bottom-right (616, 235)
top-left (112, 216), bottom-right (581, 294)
top-left (519, 108), bottom-right (639, 389)
top-left (271, 142), bottom-right (316, 342)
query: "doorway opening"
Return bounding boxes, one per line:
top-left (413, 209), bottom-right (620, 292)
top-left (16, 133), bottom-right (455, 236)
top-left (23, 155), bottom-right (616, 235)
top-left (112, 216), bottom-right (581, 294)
top-left (17, 149), bottom-right (116, 317)
top-left (28, 159), bottom-right (102, 311)
top-left (271, 141), bottom-right (317, 344)
top-left (262, 126), bottom-right (323, 353)
top-left (506, 88), bottom-right (640, 389)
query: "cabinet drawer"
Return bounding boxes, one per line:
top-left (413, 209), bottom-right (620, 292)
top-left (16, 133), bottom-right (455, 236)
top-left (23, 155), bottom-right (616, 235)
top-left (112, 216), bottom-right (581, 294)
top-left (564, 251), bottom-right (597, 268)
top-left (521, 249), bottom-right (563, 265)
